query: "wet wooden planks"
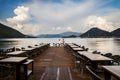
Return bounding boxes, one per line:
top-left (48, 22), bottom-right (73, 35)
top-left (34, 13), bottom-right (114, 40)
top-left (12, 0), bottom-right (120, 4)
top-left (59, 67), bottom-right (72, 80)
top-left (40, 67), bottom-right (72, 80)
top-left (28, 47), bottom-right (91, 80)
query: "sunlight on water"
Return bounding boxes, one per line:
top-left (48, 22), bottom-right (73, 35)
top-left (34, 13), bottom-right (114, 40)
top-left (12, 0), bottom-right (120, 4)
top-left (0, 38), bottom-right (120, 55)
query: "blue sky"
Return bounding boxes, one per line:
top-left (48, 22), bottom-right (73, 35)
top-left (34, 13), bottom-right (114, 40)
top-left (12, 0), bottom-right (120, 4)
top-left (0, 0), bottom-right (30, 21)
top-left (0, 0), bottom-right (120, 35)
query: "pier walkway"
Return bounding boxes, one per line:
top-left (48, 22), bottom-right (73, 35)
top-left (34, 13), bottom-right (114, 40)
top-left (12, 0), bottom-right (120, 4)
top-left (29, 47), bottom-right (90, 80)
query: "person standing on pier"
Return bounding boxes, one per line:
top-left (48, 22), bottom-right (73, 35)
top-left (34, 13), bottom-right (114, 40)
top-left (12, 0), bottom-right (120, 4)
top-left (62, 38), bottom-right (65, 46)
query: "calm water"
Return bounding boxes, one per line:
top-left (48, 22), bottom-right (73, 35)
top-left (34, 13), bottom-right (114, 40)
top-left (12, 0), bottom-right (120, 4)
top-left (0, 38), bottom-right (120, 55)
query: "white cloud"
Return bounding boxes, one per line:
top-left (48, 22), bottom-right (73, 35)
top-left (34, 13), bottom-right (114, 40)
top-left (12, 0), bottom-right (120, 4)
top-left (23, 0), bottom-right (103, 34)
top-left (22, 24), bottom-right (42, 35)
top-left (85, 16), bottom-right (114, 31)
top-left (103, 10), bottom-right (120, 29)
top-left (67, 26), bottom-right (72, 31)
top-left (56, 27), bottom-right (61, 30)
top-left (7, 6), bottom-right (30, 25)
top-left (52, 26), bottom-right (72, 32)
top-left (6, 6), bottom-right (31, 33)
top-left (5, 0), bottom-right (120, 35)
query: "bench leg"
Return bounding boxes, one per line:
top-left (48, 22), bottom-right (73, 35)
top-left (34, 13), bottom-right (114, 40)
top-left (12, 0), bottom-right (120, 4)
top-left (24, 65), bottom-right (28, 80)
top-left (32, 62), bottom-right (34, 74)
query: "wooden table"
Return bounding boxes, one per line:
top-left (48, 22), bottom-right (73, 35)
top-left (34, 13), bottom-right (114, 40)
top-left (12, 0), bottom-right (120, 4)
top-left (102, 66), bottom-right (120, 80)
top-left (23, 47), bottom-right (36, 51)
top-left (67, 43), bottom-right (79, 48)
top-left (23, 45), bottom-right (44, 51)
top-left (0, 57), bottom-right (28, 80)
top-left (68, 44), bottom-right (79, 48)
top-left (78, 52), bottom-right (113, 69)
top-left (6, 51), bottom-right (26, 56)
top-left (23, 47), bottom-right (40, 57)
top-left (72, 47), bottom-right (84, 51)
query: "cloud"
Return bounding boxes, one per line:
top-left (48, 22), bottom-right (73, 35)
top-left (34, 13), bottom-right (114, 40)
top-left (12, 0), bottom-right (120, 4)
top-left (7, 6), bottom-right (30, 28)
top-left (22, 24), bottom-right (42, 34)
top-left (103, 10), bottom-right (120, 29)
top-left (5, 0), bottom-right (120, 35)
top-left (85, 16), bottom-right (114, 31)
top-left (67, 26), bottom-right (72, 31)
top-left (6, 6), bottom-right (42, 35)
top-left (52, 26), bottom-right (72, 32)
top-left (23, 0), bottom-right (104, 34)
top-left (6, 6), bottom-right (32, 34)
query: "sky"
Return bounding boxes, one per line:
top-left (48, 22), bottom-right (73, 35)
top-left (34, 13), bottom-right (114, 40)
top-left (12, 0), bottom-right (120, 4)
top-left (0, 0), bottom-right (120, 35)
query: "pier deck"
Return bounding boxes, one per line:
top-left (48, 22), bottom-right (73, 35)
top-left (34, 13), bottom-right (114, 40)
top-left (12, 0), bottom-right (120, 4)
top-left (29, 47), bottom-right (90, 80)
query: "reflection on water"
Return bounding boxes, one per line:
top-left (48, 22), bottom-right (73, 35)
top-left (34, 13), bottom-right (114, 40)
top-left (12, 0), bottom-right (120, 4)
top-left (65, 38), bottom-right (120, 55)
top-left (0, 38), bottom-right (120, 55)
top-left (0, 40), bottom-right (19, 49)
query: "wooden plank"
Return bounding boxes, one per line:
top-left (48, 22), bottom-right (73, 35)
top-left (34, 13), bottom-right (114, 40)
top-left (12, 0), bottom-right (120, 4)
top-left (42, 67), bottom-right (57, 80)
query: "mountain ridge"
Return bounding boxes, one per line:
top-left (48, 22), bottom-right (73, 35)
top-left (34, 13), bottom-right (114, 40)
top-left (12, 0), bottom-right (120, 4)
top-left (80, 27), bottom-right (111, 38)
top-left (111, 28), bottom-right (120, 37)
top-left (1, 22), bottom-right (120, 38)
top-left (0, 23), bottom-right (35, 38)
top-left (37, 31), bottom-right (81, 38)
top-left (80, 27), bottom-right (120, 38)
top-left (0, 23), bottom-right (26, 38)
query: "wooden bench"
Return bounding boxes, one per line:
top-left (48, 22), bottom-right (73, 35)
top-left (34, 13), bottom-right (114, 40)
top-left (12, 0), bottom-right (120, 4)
top-left (86, 66), bottom-right (102, 80)
top-left (23, 59), bottom-right (34, 80)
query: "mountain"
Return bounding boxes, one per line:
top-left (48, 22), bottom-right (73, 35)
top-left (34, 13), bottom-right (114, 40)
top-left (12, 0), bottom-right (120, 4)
top-left (111, 28), bottom-right (120, 37)
top-left (37, 34), bottom-right (62, 38)
top-left (0, 23), bottom-right (26, 38)
top-left (37, 31), bottom-right (81, 38)
top-left (80, 27), bottom-right (111, 38)
top-left (26, 34), bottom-right (36, 38)
top-left (60, 31), bottom-right (81, 37)
top-left (63, 35), bottom-right (77, 38)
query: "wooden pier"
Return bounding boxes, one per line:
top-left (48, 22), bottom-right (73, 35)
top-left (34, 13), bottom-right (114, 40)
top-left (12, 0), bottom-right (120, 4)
top-left (28, 47), bottom-right (90, 80)
top-left (0, 43), bottom-right (119, 80)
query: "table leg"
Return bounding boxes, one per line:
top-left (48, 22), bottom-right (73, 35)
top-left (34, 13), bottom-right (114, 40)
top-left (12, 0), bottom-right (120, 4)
top-left (16, 64), bottom-right (21, 80)
top-left (108, 61), bottom-right (112, 65)
top-left (104, 70), bottom-right (111, 80)
top-left (91, 62), bottom-right (97, 69)
top-left (32, 61), bottom-right (34, 74)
